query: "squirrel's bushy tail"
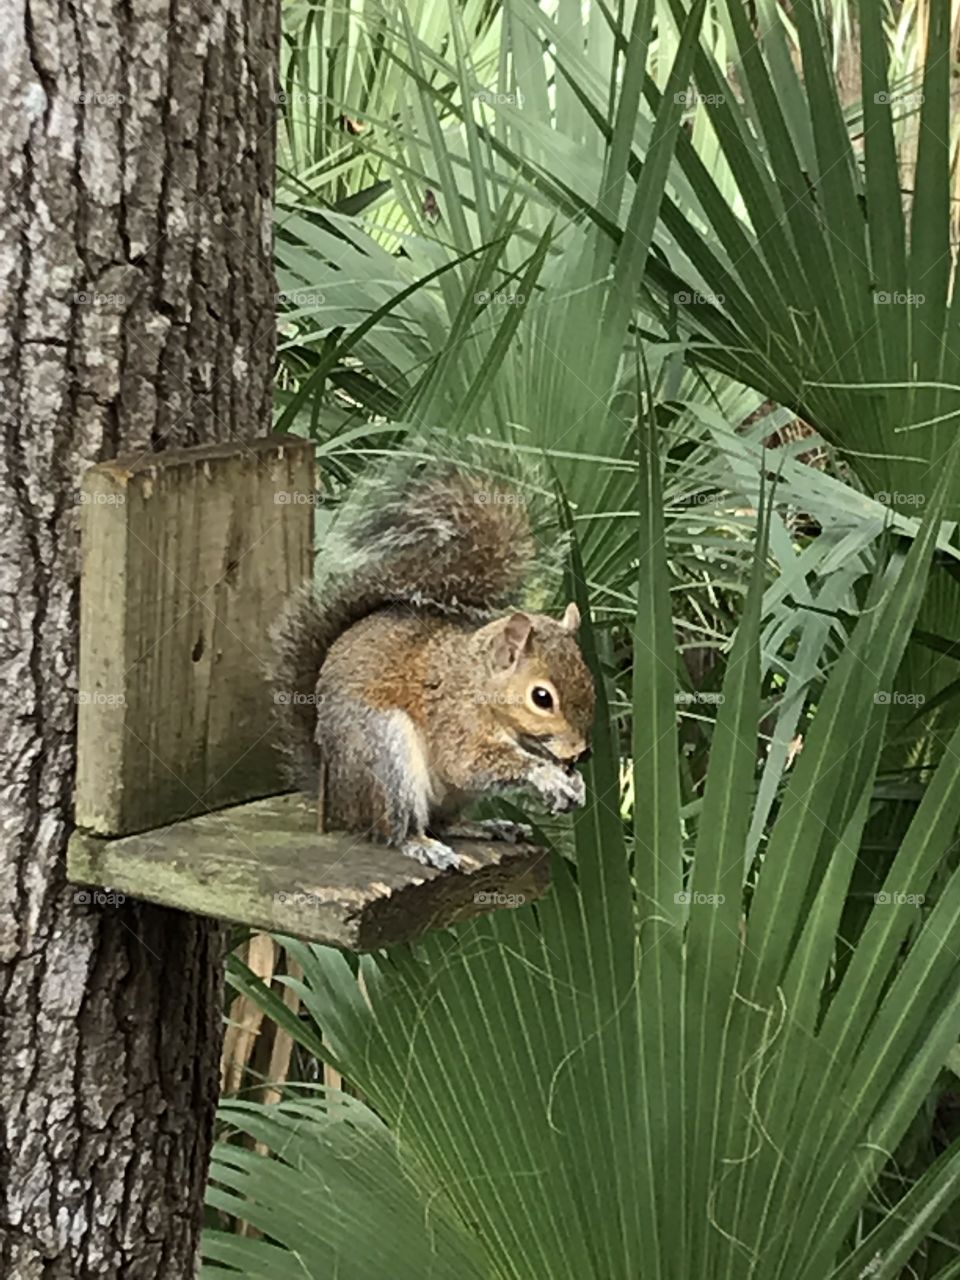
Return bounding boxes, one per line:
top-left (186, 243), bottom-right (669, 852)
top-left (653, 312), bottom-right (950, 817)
top-left (270, 451), bottom-right (554, 786)
top-left (338, 461), bottom-right (537, 610)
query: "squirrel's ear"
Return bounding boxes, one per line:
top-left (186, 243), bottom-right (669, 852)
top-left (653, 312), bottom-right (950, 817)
top-left (561, 602), bottom-right (580, 633)
top-left (491, 612), bottom-right (533, 668)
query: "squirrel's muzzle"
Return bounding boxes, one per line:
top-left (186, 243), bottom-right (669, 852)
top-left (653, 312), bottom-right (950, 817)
top-left (518, 732), bottom-right (590, 770)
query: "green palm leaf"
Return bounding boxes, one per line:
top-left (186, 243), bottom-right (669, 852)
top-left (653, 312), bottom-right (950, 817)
top-left (204, 422), bottom-right (960, 1279)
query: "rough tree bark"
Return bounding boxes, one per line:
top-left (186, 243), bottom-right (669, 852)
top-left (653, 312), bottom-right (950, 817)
top-left (1, 0), bottom-right (279, 1274)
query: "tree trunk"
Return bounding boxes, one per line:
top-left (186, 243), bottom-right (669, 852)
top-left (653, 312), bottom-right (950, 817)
top-left (1, 1), bottom-right (278, 1274)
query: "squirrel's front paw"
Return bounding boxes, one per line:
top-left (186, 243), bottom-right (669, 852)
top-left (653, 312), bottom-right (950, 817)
top-left (399, 835), bottom-right (463, 872)
top-left (478, 818), bottom-right (534, 843)
top-left (530, 763), bottom-right (586, 815)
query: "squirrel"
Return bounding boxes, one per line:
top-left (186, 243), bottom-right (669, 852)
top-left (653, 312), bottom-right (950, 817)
top-left (271, 457), bottom-right (595, 871)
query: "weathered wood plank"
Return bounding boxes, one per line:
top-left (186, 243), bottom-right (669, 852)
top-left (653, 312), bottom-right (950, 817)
top-left (67, 793), bottom-right (551, 951)
top-left (75, 437), bottom-right (314, 835)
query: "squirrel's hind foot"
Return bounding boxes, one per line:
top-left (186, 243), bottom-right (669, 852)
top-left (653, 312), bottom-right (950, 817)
top-left (399, 835), bottom-right (462, 872)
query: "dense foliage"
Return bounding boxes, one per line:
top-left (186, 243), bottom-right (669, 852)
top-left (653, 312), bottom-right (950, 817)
top-left (204, 3), bottom-right (960, 1276)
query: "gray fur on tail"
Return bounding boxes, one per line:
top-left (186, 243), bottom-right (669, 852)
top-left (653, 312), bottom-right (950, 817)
top-left (269, 453), bottom-right (553, 788)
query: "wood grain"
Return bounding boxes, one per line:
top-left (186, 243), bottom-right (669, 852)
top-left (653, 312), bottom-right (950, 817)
top-left (68, 792), bottom-right (551, 951)
top-left (75, 437), bottom-right (314, 836)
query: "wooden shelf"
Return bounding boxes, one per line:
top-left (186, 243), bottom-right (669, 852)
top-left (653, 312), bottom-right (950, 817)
top-left (67, 793), bottom-right (550, 951)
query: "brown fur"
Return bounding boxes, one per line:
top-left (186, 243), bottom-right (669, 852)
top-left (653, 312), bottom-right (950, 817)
top-left (316, 606), bottom-right (595, 842)
top-left (269, 460), bottom-right (595, 852)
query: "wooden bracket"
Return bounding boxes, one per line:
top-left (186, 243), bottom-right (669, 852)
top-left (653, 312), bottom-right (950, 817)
top-left (67, 437), bottom-right (551, 949)
top-left (74, 435), bottom-right (314, 835)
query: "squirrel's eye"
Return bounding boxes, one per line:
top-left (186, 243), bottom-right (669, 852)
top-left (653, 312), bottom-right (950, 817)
top-left (531, 686), bottom-right (554, 711)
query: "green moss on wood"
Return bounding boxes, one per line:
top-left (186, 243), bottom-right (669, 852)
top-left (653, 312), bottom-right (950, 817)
top-left (67, 792), bottom-right (551, 950)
